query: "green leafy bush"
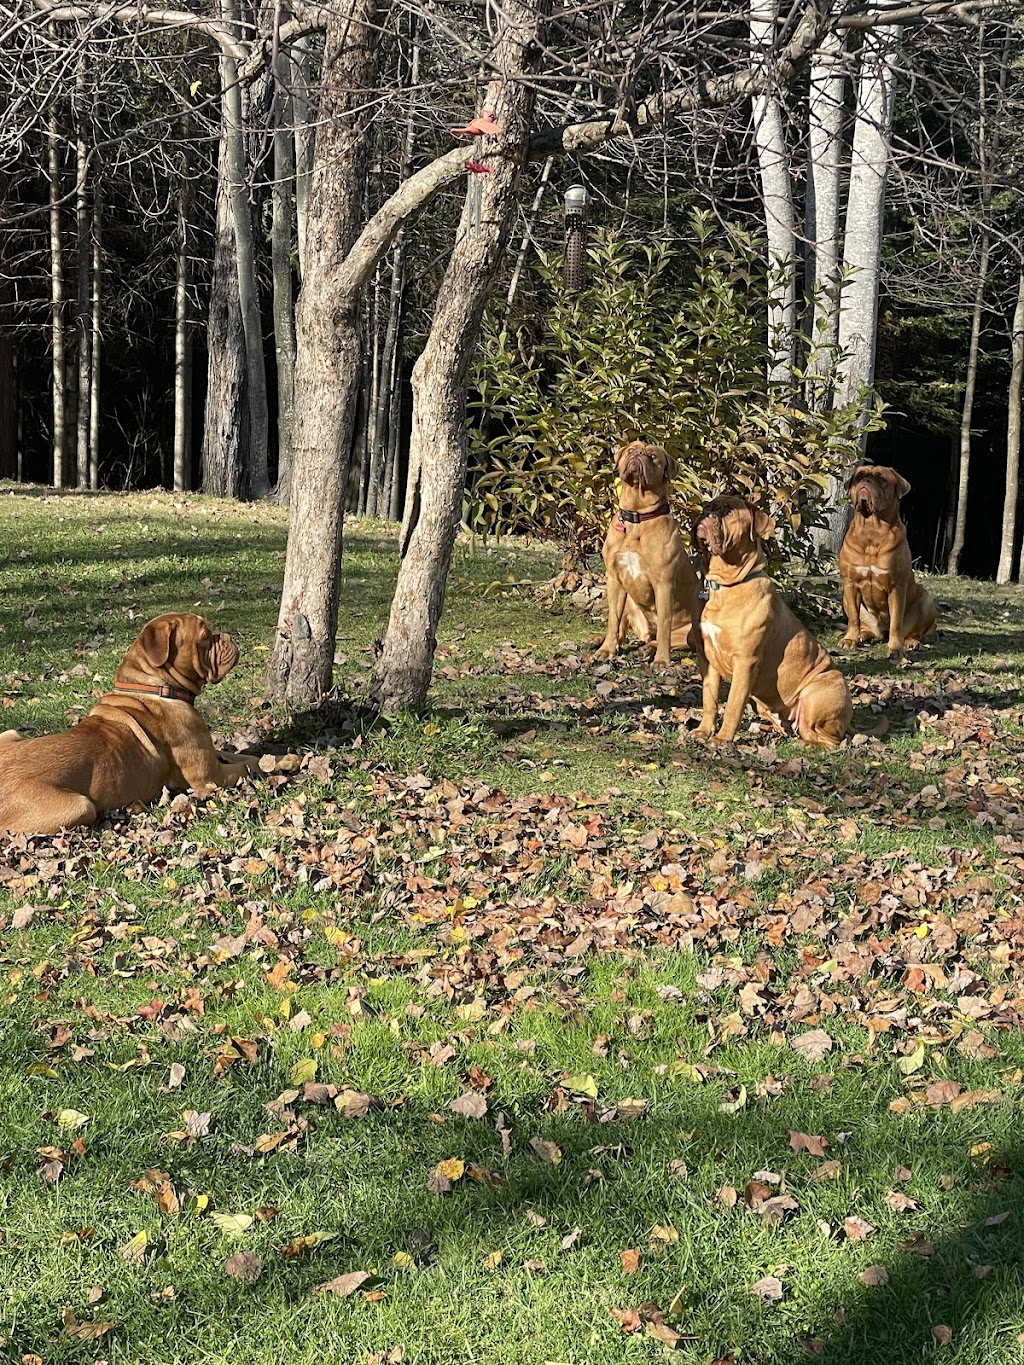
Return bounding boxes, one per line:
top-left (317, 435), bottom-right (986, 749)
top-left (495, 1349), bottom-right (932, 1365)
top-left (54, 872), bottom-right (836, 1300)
top-left (469, 213), bottom-right (872, 565)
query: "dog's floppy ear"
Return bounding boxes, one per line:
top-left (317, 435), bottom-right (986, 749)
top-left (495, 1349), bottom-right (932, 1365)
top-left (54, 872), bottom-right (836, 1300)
top-left (138, 617), bottom-right (175, 669)
top-left (845, 465), bottom-right (869, 492)
top-left (663, 451), bottom-right (677, 481)
top-left (753, 507), bottom-right (776, 541)
top-left (888, 468), bottom-right (911, 498)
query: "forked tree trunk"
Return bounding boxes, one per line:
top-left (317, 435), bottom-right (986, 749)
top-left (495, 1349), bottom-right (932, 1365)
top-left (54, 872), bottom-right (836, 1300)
top-left (0, 262), bottom-right (15, 479)
top-left (265, 0), bottom-right (382, 706)
top-left (820, 21), bottom-right (901, 557)
top-left (804, 26), bottom-right (844, 407)
top-left (750, 0), bottom-right (796, 386)
top-left (997, 269), bottom-right (1024, 583)
top-left (47, 102), bottom-right (67, 489)
top-left (371, 0), bottom-right (549, 713)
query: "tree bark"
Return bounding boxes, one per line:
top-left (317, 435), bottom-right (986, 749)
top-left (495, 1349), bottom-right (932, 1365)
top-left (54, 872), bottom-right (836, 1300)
top-left (819, 21), bottom-right (901, 557)
top-left (997, 269), bottom-right (1024, 584)
top-left (371, 0), bottom-right (549, 713)
top-left (265, 0), bottom-right (382, 706)
top-left (948, 232), bottom-right (990, 575)
top-left (201, 0), bottom-right (269, 499)
top-left (202, 91), bottom-right (250, 496)
top-left (88, 185), bottom-right (101, 487)
top-left (271, 44), bottom-right (297, 502)
top-left (750, 0), bottom-right (797, 386)
top-left (74, 49), bottom-right (91, 489)
top-left (173, 186), bottom-right (192, 491)
top-left (291, 36), bottom-right (313, 279)
top-left (47, 99), bottom-right (67, 489)
top-left (804, 25), bottom-right (844, 407)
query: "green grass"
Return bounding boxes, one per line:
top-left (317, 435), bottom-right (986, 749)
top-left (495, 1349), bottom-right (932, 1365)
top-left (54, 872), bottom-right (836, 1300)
top-left (2, 486), bottom-right (1024, 1365)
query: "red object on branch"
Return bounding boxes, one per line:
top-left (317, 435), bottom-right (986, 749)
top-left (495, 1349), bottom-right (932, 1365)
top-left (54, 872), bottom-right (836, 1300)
top-left (464, 160), bottom-right (491, 173)
top-left (450, 111), bottom-right (503, 136)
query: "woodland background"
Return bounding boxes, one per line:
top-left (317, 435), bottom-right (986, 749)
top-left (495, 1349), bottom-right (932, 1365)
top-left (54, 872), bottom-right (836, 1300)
top-left (1, 0), bottom-right (1023, 709)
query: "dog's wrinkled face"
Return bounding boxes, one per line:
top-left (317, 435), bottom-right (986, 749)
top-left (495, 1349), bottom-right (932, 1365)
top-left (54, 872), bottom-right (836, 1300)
top-left (133, 613), bottom-right (240, 690)
top-left (615, 441), bottom-right (675, 493)
top-left (846, 465), bottom-right (910, 518)
top-left (694, 496), bottom-right (774, 563)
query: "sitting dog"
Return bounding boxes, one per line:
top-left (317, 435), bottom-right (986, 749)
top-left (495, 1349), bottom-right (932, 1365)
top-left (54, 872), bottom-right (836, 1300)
top-left (838, 464), bottom-right (936, 659)
top-left (693, 496), bottom-right (851, 749)
top-left (594, 441), bottom-right (701, 669)
top-left (0, 613), bottom-right (260, 836)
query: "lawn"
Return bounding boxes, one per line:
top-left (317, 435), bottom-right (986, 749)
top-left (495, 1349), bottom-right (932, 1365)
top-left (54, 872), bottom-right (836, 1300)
top-left (1, 486), bottom-right (1024, 1365)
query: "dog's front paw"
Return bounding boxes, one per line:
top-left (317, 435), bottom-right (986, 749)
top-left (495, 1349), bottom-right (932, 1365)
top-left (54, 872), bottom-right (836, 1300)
top-left (591, 645), bottom-right (616, 663)
top-left (840, 633), bottom-right (860, 650)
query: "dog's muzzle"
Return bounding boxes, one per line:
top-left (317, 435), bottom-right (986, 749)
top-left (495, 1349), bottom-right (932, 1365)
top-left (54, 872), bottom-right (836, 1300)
top-left (210, 632), bottom-right (239, 681)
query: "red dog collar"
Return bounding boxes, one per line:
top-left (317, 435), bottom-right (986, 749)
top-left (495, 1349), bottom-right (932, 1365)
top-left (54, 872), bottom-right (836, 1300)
top-left (616, 503), bottom-right (670, 525)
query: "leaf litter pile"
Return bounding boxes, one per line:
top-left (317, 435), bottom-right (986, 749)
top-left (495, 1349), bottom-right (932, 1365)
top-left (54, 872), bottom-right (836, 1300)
top-left (4, 604), bottom-right (1024, 1359)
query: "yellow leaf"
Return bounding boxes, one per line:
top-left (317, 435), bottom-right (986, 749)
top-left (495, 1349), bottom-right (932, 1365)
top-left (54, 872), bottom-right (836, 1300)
top-left (289, 1057), bottom-right (317, 1086)
top-left (120, 1229), bottom-right (149, 1263)
top-left (392, 1251), bottom-right (415, 1270)
top-left (56, 1108), bottom-right (89, 1131)
top-left (650, 1224), bottom-right (679, 1245)
top-left (210, 1212), bottom-right (254, 1238)
top-left (436, 1158), bottom-right (465, 1182)
top-left (483, 1250), bottom-right (503, 1270)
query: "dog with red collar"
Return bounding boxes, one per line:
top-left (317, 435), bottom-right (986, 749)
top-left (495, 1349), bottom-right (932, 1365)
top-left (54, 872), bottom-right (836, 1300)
top-left (0, 613), bottom-right (260, 835)
top-left (693, 496), bottom-right (851, 749)
top-left (593, 441), bottom-right (702, 669)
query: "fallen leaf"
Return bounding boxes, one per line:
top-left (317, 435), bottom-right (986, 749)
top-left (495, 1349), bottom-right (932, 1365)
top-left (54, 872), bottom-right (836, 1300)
top-left (620, 1248), bottom-right (641, 1274)
top-left (843, 1216), bottom-right (876, 1242)
top-left (278, 1231), bottom-right (335, 1257)
top-left (791, 1030), bottom-right (833, 1062)
top-left (789, 1131), bottom-right (828, 1157)
top-left (529, 1136), bottom-right (562, 1164)
top-left (449, 1092), bottom-right (487, 1119)
top-left (750, 1275), bottom-right (784, 1302)
top-left (224, 1252), bottom-right (262, 1283)
top-left (210, 1213), bottom-right (254, 1238)
top-left (318, 1271), bottom-right (370, 1297)
top-left (859, 1264), bottom-right (889, 1287)
top-left (931, 1325), bottom-right (952, 1346)
top-left (120, 1229), bottom-right (149, 1264)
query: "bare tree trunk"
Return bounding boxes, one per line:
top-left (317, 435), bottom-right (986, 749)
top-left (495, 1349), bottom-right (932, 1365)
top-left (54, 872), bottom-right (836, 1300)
top-left (382, 343), bottom-right (403, 519)
top-left (266, 0), bottom-right (382, 706)
top-left (292, 36), bottom-right (313, 279)
top-left (271, 48), bottom-right (297, 503)
top-left (948, 232), bottom-right (990, 575)
top-left (173, 188), bottom-right (192, 492)
top-left (997, 269), bottom-right (1024, 584)
top-left (0, 182), bottom-right (17, 480)
top-left (203, 100), bottom-right (249, 497)
top-left (221, 0), bottom-right (269, 499)
top-left (74, 50), bottom-right (91, 489)
top-left (88, 186), bottom-right (101, 487)
top-left (371, 243), bottom-right (405, 514)
top-left (371, 0), bottom-right (549, 713)
top-left (804, 25), bottom-right (844, 407)
top-left (201, 1), bottom-right (269, 500)
top-left (819, 21), bottom-right (901, 558)
top-left (47, 101), bottom-right (67, 489)
top-left (750, 0), bottom-right (796, 386)
top-left (362, 276), bottom-right (381, 514)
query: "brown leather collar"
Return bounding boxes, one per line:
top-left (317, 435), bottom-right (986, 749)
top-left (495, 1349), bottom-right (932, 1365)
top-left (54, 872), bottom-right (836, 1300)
top-left (113, 680), bottom-right (196, 706)
top-left (702, 568), bottom-right (767, 597)
top-left (617, 503), bottom-right (670, 524)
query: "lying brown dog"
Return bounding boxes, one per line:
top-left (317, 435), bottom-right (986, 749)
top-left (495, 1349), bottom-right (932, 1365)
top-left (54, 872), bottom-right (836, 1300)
top-left (693, 496), bottom-right (852, 749)
top-left (594, 441), bottom-right (701, 669)
top-left (0, 613), bottom-right (260, 836)
top-left (838, 464), bottom-right (936, 659)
